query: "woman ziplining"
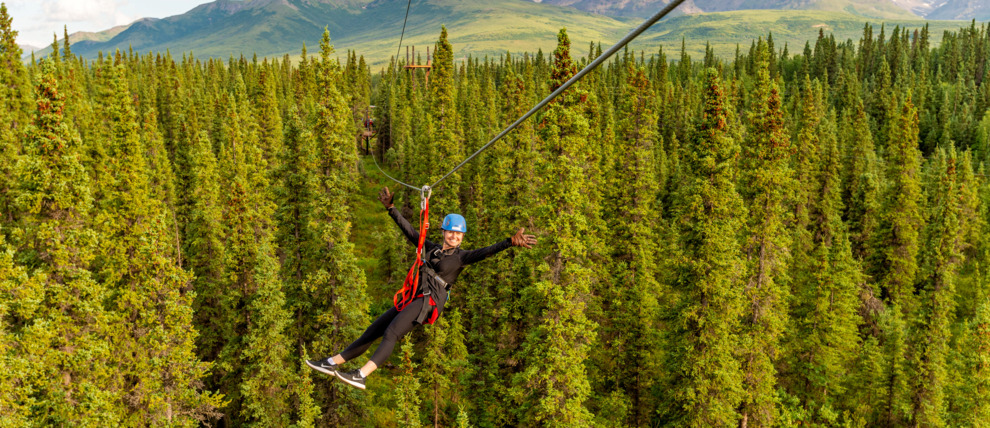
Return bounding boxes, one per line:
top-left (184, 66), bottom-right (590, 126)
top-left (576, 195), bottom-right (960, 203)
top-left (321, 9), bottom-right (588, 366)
top-left (305, 0), bottom-right (685, 392)
top-left (306, 186), bottom-right (537, 389)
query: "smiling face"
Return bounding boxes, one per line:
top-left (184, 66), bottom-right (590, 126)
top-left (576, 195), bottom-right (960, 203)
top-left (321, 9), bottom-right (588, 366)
top-left (443, 230), bottom-right (464, 249)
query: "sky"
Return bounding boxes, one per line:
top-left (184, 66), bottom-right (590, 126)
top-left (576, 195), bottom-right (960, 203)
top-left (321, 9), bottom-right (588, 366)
top-left (7, 0), bottom-right (211, 49)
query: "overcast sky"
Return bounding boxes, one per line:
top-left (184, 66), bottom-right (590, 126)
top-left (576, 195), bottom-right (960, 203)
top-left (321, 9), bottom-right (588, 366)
top-left (7, 0), bottom-right (210, 48)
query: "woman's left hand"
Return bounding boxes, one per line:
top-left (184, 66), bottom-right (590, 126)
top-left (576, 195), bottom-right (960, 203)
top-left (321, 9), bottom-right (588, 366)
top-left (511, 228), bottom-right (537, 249)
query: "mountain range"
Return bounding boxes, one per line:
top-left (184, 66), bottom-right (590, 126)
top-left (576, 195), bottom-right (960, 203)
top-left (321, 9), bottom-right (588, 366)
top-left (24, 0), bottom-right (987, 67)
top-left (543, 0), bottom-right (987, 20)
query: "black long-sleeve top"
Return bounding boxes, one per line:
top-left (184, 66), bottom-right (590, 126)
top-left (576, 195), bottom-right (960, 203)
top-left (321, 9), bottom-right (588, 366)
top-left (388, 206), bottom-right (512, 313)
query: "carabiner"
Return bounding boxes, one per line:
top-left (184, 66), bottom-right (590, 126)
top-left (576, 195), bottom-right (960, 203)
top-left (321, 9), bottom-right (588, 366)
top-left (420, 185), bottom-right (432, 210)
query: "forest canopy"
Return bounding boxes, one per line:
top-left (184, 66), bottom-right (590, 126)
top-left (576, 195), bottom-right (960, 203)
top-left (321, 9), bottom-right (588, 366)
top-left (2, 2), bottom-right (990, 426)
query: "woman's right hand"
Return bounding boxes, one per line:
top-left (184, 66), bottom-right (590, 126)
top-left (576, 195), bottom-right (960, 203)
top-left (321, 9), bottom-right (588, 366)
top-left (511, 228), bottom-right (537, 249)
top-left (379, 187), bottom-right (394, 209)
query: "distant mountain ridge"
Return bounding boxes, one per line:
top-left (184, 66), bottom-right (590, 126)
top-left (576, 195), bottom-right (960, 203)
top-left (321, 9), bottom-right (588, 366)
top-left (51, 0), bottom-right (636, 62)
top-left (926, 0), bottom-right (989, 20)
top-left (534, 0), bottom-right (922, 19)
top-left (534, 0), bottom-right (989, 19)
top-left (28, 0), bottom-right (984, 66)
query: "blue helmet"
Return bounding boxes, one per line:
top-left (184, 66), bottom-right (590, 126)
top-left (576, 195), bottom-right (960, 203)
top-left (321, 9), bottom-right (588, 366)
top-left (441, 214), bottom-right (467, 233)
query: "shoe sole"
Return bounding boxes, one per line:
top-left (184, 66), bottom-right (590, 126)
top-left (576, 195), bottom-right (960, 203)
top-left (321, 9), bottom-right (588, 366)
top-left (335, 372), bottom-right (367, 390)
top-left (305, 360), bottom-right (336, 377)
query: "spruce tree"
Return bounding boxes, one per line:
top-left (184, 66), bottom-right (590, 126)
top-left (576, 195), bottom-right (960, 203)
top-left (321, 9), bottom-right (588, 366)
top-left (877, 93), bottom-right (925, 312)
top-left (421, 307), bottom-right (471, 427)
top-left (139, 108), bottom-right (183, 263)
top-left (594, 65), bottom-right (662, 427)
top-left (841, 96), bottom-right (882, 265)
top-left (878, 302), bottom-right (912, 425)
top-left (275, 108), bottom-right (320, 345)
top-left (965, 297), bottom-right (990, 427)
top-left (0, 97), bottom-right (17, 228)
top-left (277, 106), bottom-right (369, 425)
top-left (910, 147), bottom-right (965, 427)
top-left (90, 62), bottom-right (222, 425)
top-left (784, 108), bottom-right (863, 425)
top-left (0, 3), bottom-right (30, 227)
top-left (959, 276), bottom-right (990, 426)
top-left (663, 68), bottom-right (745, 427)
top-left (254, 67), bottom-right (284, 165)
top-left (394, 339), bottom-right (424, 427)
top-left (738, 39), bottom-right (792, 427)
top-left (953, 151), bottom-right (985, 332)
top-left (463, 65), bottom-right (537, 427)
top-left (9, 59), bottom-right (119, 425)
top-left (0, 3), bottom-right (30, 120)
top-left (512, 28), bottom-right (596, 426)
top-left (183, 131), bottom-right (227, 365)
top-left (427, 26), bottom-right (464, 214)
top-left (212, 81), bottom-right (314, 426)
top-left (309, 26), bottom-right (369, 360)
top-left (871, 59), bottom-right (895, 152)
top-left (792, 75), bottom-right (825, 243)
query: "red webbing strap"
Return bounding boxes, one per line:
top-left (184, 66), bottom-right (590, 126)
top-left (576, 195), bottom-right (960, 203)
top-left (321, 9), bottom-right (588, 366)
top-left (393, 198), bottom-right (429, 311)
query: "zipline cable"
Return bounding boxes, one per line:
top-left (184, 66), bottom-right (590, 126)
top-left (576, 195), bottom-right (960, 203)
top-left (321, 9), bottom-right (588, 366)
top-left (371, 0), bottom-right (688, 192)
top-left (429, 0), bottom-right (688, 189)
top-left (372, 147), bottom-right (420, 191)
top-left (369, 0), bottom-right (422, 192)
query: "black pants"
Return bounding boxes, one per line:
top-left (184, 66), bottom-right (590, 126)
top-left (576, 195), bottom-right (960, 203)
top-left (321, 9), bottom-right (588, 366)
top-left (338, 297), bottom-right (426, 366)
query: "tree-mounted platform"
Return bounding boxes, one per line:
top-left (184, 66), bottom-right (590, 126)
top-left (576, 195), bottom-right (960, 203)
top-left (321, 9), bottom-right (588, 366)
top-left (403, 46), bottom-right (432, 88)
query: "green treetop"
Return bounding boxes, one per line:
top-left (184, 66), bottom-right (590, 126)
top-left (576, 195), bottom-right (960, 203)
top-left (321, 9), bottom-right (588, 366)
top-left (10, 59), bottom-right (117, 425)
top-left (597, 65), bottom-right (663, 426)
top-left (183, 131), bottom-right (227, 366)
top-left (512, 27), bottom-right (597, 427)
top-left (428, 26), bottom-right (465, 214)
top-left (0, 3), bottom-right (30, 121)
top-left (910, 147), bottom-right (965, 427)
top-left (663, 67), bottom-right (746, 427)
top-left (785, 107), bottom-right (864, 425)
top-left (209, 85), bottom-right (313, 426)
top-left (254, 67), bottom-right (284, 165)
top-left (314, 28), bottom-right (358, 197)
top-left (737, 39), bottom-right (793, 427)
top-left (879, 93), bottom-right (925, 312)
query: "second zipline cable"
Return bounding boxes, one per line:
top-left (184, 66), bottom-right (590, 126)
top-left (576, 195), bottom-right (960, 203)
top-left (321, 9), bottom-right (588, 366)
top-left (428, 0), bottom-right (688, 189)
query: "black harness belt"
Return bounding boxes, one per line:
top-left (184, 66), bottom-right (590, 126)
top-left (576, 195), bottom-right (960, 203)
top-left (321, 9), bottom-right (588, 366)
top-left (415, 266), bottom-right (449, 325)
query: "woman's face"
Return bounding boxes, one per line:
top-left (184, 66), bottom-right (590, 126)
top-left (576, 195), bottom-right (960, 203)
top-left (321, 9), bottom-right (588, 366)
top-left (443, 230), bottom-right (464, 249)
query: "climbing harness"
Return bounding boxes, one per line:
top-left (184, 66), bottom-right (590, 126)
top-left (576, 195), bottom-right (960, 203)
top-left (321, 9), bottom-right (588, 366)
top-left (377, 0), bottom-right (689, 323)
top-left (393, 186), bottom-right (432, 312)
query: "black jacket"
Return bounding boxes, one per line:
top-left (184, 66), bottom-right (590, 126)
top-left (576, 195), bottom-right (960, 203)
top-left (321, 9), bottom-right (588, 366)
top-left (388, 206), bottom-right (512, 316)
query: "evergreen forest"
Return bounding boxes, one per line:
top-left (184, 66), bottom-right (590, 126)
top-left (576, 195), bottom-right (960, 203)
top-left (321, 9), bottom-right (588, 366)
top-left (3, 3), bottom-right (990, 426)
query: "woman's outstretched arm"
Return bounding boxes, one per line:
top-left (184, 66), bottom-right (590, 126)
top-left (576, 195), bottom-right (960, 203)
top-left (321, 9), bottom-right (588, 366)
top-left (460, 228), bottom-right (537, 265)
top-left (380, 187), bottom-right (422, 246)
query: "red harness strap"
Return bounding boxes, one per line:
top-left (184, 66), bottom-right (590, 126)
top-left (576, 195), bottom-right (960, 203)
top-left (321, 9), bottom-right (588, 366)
top-left (413, 293), bottom-right (440, 324)
top-left (393, 198), bottom-right (429, 312)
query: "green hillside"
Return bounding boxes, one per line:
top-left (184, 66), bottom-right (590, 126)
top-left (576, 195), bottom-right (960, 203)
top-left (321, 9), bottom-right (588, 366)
top-left (50, 0), bottom-right (975, 68)
top-left (635, 9), bottom-right (972, 59)
top-left (60, 0), bottom-right (636, 66)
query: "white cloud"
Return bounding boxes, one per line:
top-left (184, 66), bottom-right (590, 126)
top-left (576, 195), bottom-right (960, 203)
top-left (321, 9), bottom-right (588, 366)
top-left (42, 0), bottom-right (119, 22)
top-left (10, 0), bottom-right (202, 47)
